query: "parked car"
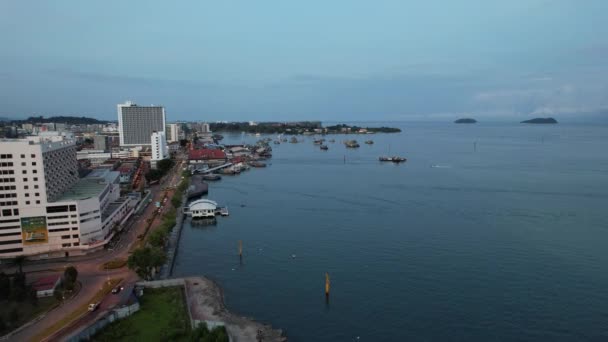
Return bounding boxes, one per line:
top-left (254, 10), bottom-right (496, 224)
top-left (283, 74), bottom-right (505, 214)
top-left (88, 303), bottom-right (99, 311)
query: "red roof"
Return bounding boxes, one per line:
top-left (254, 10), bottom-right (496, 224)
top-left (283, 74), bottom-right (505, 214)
top-left (189, 149), bottom-right (226, 160)
top-left (31, 275), bottom-right (61, 291)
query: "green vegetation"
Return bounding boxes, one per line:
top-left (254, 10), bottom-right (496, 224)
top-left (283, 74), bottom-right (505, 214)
top-left (91, 287), bottom-right (220, 342)
top-left (127, 247), bottom-right (167, 280)
top-left (190, 323), bottom-right (229, 342)
top-left (102, 258), bottom-right (127, 270)
top-left (325, 124), bottom-right (401, 133)
top-left (210, 121), bottom-right (322, 134)
top-left (63, 266), bottom-right (78, 292)
top-left (146, 159), bottom-right (175, 182)
top-left (15, 115), bottom-right (109, 125)
top-left (33, 278), bottom-right (121, 342)
top-left (0, 269), bottom-right (59, 335)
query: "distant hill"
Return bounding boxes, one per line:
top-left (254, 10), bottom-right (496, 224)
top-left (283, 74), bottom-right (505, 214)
top-left (0, 117), bottom-right (14, 122)
top-left (454, 118), bottom-right (477, 124)
top-left (16, 116), bottom-right (109, 125)
top-left (521, 117), bottom-right (558, 124)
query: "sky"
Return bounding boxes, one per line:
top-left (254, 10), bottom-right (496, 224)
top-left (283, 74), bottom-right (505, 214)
top-left (1, 0), bottom-right (607, 122)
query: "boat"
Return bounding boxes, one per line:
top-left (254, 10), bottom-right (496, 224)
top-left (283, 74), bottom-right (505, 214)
top-left (344, 140), bottom-right (360, 148)
top-left (313, 139), bottom-right (325, 145)
top-left (249, 161), bottom-right (267, 168)
top-left (290, 137), bottom-right (298, 143)
top-left (320, 145), bottom-right (329, 150)
top-left (273, 140), bottom-right (281, 145)
top-left (281, 138), bottom-right (288, 142)
top-left (379, 156), bottom-right (407, 163)
top-left (202, 174), bottom-right (222, 181)
top-left (365, 140), bottom-right (374, 145)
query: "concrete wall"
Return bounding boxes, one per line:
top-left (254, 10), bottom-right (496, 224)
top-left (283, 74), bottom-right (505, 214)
top-left (65, 302), bottom-right (140, 342)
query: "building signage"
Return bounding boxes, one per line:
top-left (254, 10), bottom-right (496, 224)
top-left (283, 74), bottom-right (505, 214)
top-left (21, 216), bottom-right (48, 245)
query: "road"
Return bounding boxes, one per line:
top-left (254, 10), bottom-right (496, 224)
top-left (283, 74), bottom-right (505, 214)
top-left (4, 161), bottom-right (185, 342)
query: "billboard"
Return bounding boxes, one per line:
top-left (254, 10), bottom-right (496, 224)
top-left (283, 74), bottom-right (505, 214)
top-left (21, 216), bottom-right (48, 245)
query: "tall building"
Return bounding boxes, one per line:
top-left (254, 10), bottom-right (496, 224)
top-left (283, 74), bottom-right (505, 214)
top-left (117, 101), bottom-right (166, 146)
top-left (0, 134), bottom-right (136, 258)
top-left (151, 131), bottom-right (168, 169)
top-left (166, 123), bottom-right (181, 143)
top-left (93, 135), bottom-right (109, 151)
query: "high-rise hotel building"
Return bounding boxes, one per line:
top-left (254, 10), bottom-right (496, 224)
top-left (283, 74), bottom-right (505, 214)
top-left (118, 101), bottom-right (166, 146)
top-left (0, 133), bottom-right (135, 259)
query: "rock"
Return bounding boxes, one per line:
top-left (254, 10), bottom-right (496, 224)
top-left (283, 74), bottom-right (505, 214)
top-left (454, 118), bottom-right (477, 124)
top-left (521, 117), bottom-right (558, 124)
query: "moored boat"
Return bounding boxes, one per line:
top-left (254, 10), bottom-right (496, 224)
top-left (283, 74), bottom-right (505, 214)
top-left (320, 144), bottom-right (329, 150)
top-left (379, 156), bottom-right (407, 163)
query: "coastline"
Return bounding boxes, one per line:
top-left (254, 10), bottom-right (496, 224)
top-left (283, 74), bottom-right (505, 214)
top-left (184, 276), bottom-right (286, 341)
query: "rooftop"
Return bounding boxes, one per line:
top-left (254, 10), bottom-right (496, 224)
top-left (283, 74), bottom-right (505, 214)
top-left (53, 178), bottom-right (107, 202)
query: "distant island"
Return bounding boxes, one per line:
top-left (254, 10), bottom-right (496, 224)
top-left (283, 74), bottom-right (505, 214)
top-left (210, 122), bottom-right (401, 134)
top-left (454, 118), bottom-right (477, 124)
top-left (521, 117), bottom-right (558, 124)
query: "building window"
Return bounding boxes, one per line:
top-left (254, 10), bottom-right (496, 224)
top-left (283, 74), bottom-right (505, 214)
top-left (35, 193), bottom-right (39, 197)
top-left (25, 193), bottom-right (29, 197)
top-left (30, 154), bottom-right (35, 158)
top-left (25, 201), bottom-right (30, 205)
top-left (13, 209), bottom-right (18, 215)
top-left (24, 186), bottom-right (28, 190)
top-left (22, 170), bottom-right (26, 174)
top-left (34, 185), bottom-right (38, 189)
top-left (23, 178), bottom-right (27, 182)
top-left (33, 170), bottom-right (37, 174)
top-left (20, 154), bottom-right (25, 158)
top-left (1, 209), bottom-right (11, 216)
top-left (32, 162), bottom-right (36, 166)
top-left (33, 177), bottom-right (38, 181)
top-left (21, 162), bottom-right (26, 166)
top-left (36, 200), bottom-right (40, 204)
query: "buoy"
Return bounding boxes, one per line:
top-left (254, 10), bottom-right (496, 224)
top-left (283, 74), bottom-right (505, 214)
top-left (325, 272), bottom-right (331, 296)
top-left (291, 254), bottom-right (296, 259)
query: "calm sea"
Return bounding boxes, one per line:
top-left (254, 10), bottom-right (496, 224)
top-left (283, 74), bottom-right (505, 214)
top-left (174, 122), bottom-right (608, 341)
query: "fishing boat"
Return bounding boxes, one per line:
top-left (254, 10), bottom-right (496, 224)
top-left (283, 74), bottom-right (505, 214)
top-left (249, 161), bottom-right (267, 168)
top-left (344, 140), bottom-right (360, 148)
top-left (365, 140), bottom-right (374, 144)
top-left (320, 144), bottom-right (329, 150)
top-left (379, 156), bottom-right (407, 163)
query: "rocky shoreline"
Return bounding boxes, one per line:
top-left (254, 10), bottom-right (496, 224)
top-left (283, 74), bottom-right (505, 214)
top-left (184, 276), bottom-right (287, 341)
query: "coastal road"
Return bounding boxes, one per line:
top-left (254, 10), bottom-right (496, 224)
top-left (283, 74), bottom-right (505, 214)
top-left (4, 162), bottom-right (184, 342)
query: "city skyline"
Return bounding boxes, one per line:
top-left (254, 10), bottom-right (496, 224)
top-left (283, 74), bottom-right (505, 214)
top-left (1, 1), bottom-right (607, 122)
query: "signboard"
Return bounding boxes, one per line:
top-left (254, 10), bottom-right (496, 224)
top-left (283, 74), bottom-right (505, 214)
top-left (21, 216), bottom-right (48, 245)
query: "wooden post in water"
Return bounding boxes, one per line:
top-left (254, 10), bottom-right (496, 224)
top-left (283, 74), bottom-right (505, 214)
top-left (325, 272), bottom-right (331, 300)
top-left (238, 240), bottom-right (243, 260)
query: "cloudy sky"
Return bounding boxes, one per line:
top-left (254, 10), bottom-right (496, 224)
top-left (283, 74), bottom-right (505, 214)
top-left (1, 0), bottom-right (607, 122)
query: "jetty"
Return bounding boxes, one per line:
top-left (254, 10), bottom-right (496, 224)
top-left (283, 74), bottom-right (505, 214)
top-left (186, 175), bottom-right (209, 200)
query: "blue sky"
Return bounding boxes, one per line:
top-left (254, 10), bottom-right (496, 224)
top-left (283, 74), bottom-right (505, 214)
top-left (1, 0), bottom-right (607, 122)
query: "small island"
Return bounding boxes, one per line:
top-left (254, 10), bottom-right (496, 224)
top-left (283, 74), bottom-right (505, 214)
top-left (454, 118), bottom-right (477, 124)
top-left (521, 117), bottom-right (558, 124)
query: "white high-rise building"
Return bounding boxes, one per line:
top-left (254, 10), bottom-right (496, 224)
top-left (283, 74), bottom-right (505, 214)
top-left (118, 101), bottom-right (166, 147)
top-left (166, 123), bottom-right (181, 143)
top-left (151, 131), bottom-right (168, 167)
top-left (0, 134), bottom-right (136, 259)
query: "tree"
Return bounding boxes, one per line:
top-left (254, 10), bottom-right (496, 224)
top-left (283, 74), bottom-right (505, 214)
top-left (127, 247), bottom-right (167, 280)
top-left (13, 255), bottom-right (26, 274)
top-left (148, 228), bottom-right (168, 248)
top-left (64, 266), bottom-right (78, 285)
top-left (0, 272), bottom-right (10, 300)
top-left (156, 159), bottom-right (175, 174)
top-left (8, 307), bottom-right (19, 325)
top-left (179, 139), bottom-right (189, 147)
top-left (10, 272), bottom-right (27, 302)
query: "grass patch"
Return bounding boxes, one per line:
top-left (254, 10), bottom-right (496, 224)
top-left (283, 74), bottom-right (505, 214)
top-left (0, 296), bottom-right (59, 335)
top-left (101, 259), bottom-right (127, 270)
top-left (32, 278), bottom-right (122, 342)
top-left (91, 287), bottom-right (192, 341)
